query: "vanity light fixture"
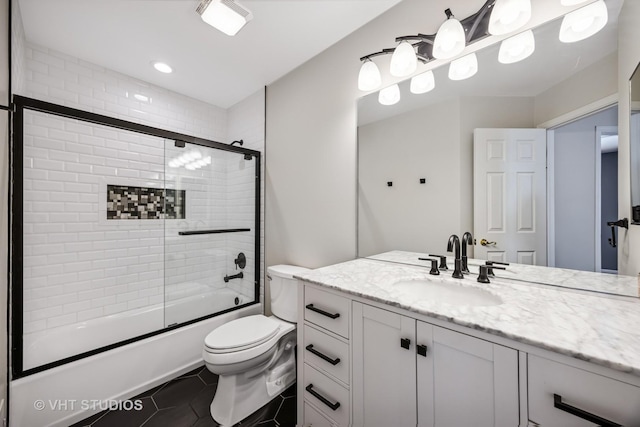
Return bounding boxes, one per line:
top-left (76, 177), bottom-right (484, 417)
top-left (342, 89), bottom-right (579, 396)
top-left (498, 29), bottom-right (535, 64)
top-left (197, 0), bottom-right (253, 36)
top-left (448, 53), bottom-right (478, 80)
top-left (433, 9), bottom-right (466, 59)
top-left (390, 41), bottom-right (419, 77)
top-left (488, 0), bottom-right (532, 35)
top-left (357, 1), bottom-right (495, 93)
top-left (358, 59), bottom-right (382, 91)
top-left (410, 70), bottom-right (435, 94)
top-left (378, 84), bottom-right (401, 106)
top-left (559, 0), bottom-right (608, 43)
top-left (152, 61), bottom-right (173, 74)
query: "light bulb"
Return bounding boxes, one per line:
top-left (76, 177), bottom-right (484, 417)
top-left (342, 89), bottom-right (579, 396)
top-left (378, 84), bottom-right (401, 106)
top-left (358, 59), bottom-right (382, 91)
top-left (410, 71), bottom-right (435, 94)
top-left (448, 53), bottom-right (478, 81)
top-left (559, 0), bottom-right (608, 43)
top-left (498, 30), bottom-right (535, 64)
top-left (390, 41), bottom-right (418, 77)
top-left (433, 17), bottom-right (466, 59)
top-left (489, 0), bottom-right (532, 35)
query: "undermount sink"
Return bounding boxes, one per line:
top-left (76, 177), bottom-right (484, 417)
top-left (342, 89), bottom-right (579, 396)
top-left (392, 279), bottom-right (503, 307)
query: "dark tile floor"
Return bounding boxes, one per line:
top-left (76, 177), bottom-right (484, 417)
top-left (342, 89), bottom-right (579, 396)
top-left (71, 365), bottom-right (296, 427)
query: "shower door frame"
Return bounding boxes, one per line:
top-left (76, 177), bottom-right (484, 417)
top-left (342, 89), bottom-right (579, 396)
top-left (10, 95), bottom-right (262, 379)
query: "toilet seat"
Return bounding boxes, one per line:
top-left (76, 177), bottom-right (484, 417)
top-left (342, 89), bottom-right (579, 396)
top-left (204, 315), bottom-right (280, 354)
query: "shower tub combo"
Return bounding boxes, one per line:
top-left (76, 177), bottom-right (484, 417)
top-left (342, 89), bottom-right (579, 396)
top-left (10, 96), bottom-right (262, 427)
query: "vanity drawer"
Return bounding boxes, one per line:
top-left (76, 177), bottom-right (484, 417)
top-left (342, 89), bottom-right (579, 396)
top-left (304, 363), bottom-right (350, 427)
top-left (304, 401), bottom-right (339, 427)
top-left (304, 286), bottom-right (350, 338)
top-left (528, 355), bottom-right (640, 426)
top-left (303, 324), bottom-right (350, 385)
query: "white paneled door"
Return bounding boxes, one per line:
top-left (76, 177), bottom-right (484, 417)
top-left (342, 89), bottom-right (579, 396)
top-left (473, 128), bottom-right (547, 265)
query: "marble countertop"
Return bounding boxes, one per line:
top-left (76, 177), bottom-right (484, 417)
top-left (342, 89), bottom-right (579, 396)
top-left (295, 252), bottom-right (640, 377)
top-left (367, 251), bottom-right (640, 298)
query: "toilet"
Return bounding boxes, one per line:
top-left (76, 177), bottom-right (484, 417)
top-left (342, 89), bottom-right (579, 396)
top-left (202, 264), bottom-right (310, 426)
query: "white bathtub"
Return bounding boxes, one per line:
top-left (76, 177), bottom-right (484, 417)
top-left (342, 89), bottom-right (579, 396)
top-left (22, 288), bottom-right (250, 371)
top-left (12, 291), bottom-right (260, 427)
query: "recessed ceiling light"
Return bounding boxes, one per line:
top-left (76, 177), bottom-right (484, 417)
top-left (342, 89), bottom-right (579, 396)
top-left (152, 61), bottom-right (173, 74)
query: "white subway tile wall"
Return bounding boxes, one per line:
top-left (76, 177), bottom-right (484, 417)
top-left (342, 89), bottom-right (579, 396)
top-left (16, 38), bottom-right (265, 368)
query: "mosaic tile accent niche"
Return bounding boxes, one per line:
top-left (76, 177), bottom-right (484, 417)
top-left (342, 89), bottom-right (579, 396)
top-left (107, 185), bottom-right (186, 220)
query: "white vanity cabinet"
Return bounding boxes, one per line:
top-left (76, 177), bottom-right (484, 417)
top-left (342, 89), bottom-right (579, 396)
top-left (300, 285), bottom-right (351, 427)
top-left (352, 302), bottom-right (519, 427)
top-left (528, 354), bottom-right (640, 426)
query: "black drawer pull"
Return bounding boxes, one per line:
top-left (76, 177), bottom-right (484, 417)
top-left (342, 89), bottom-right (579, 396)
top-left (417, 344), bottom-right (428, 357)
top-left (553, 394), bottom-right (622, 427)
top-left (400, 338), bottom-right (411, 350)
top-left (306, 344), bottom-right (341, 365)
top-left (306, 383), bottom-right (341, 411)
top-left (305, 304), bottom-right (340, 319)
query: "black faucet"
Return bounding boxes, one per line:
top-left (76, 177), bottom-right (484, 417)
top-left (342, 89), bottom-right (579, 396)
top-left (447, 235), bottom-right (464, 279)
top-left (461, 232), bottom-right (473, 274)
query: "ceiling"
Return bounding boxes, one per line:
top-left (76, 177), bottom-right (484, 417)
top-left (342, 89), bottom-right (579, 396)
top-left (358, 0), bottom-right (622, 125)
top-left (17, 0), bottom-right (402, 108)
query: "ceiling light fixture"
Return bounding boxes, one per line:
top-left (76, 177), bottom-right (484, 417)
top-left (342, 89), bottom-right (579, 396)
top-left (390, 41), bottom-right (418, 77)
top-left (197, 0), bottom-right (253, 36)
top-left (559, 0), bottom-right (608, 43)
top-left (410, 70), bottom-right (436, 94)
top-left (498, 29), bottom-right (535, 64)
top-left (433, 9), bottom-right (466, 59)
top-left (152, 61), bottom-right (173, 74)
top-left (448, 53), bottom-right (478, 81)
top-left (488, 0), bottom-right (532, 35)
top-left (378, 84), bottom-right (401, 106)
top-left (358, 59), bottom-right (382, 91)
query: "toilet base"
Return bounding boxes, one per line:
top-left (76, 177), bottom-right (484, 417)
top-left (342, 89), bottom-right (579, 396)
top-left (210, 333), bottom-right (296, 426)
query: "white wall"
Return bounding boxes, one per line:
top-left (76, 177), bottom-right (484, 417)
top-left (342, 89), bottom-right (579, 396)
top-left (553, 107), bottom-right (617, 271)
top-left (534, 52), bottom-right (618, 126)
top-left (358, 95), bottom-right (534, 257)
top-left (266, 0), bottom-right (584, 270)
top-left (618, 0), bottom-right (640, 276)
top-left (358, 98), bottom-right (460, 257)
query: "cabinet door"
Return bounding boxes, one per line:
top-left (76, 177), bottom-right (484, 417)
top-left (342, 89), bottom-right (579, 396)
top-left (529, 354), bottom-right (640, 426)
top-left (417, 323), bottom-right (519, 426)
top-left (352, 302), bottom-right (416, 427)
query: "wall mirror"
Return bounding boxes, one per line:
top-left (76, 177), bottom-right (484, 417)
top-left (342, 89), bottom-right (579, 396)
top-left (357, 0), bottom-right (639, 295)
top-left (630, 62), bottom-right (640, 223)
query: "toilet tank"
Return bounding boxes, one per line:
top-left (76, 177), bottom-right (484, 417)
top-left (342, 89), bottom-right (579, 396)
top-left (268, 265), bottom-right (311, 323)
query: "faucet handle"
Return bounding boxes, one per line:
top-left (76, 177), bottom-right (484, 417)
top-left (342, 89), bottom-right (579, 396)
top-left (419, 258), bottom-right (440, 276)
top-left (427, 254), bottom-right (448, 271)
top-left (486, 260), bottom-right (509, 266)
top-left (478, 265), bottom-right (506, 283)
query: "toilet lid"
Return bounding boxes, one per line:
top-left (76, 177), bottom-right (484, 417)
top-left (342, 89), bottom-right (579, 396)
top-left (204, 315), bottom-right (280, 351)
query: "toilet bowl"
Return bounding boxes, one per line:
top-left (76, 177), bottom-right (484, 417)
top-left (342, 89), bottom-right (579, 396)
top-left (202, 264), bottom-right (310, 426)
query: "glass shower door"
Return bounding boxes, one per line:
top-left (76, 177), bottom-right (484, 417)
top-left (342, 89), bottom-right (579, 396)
top-left (163, 140), bottom-right (257, 326)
